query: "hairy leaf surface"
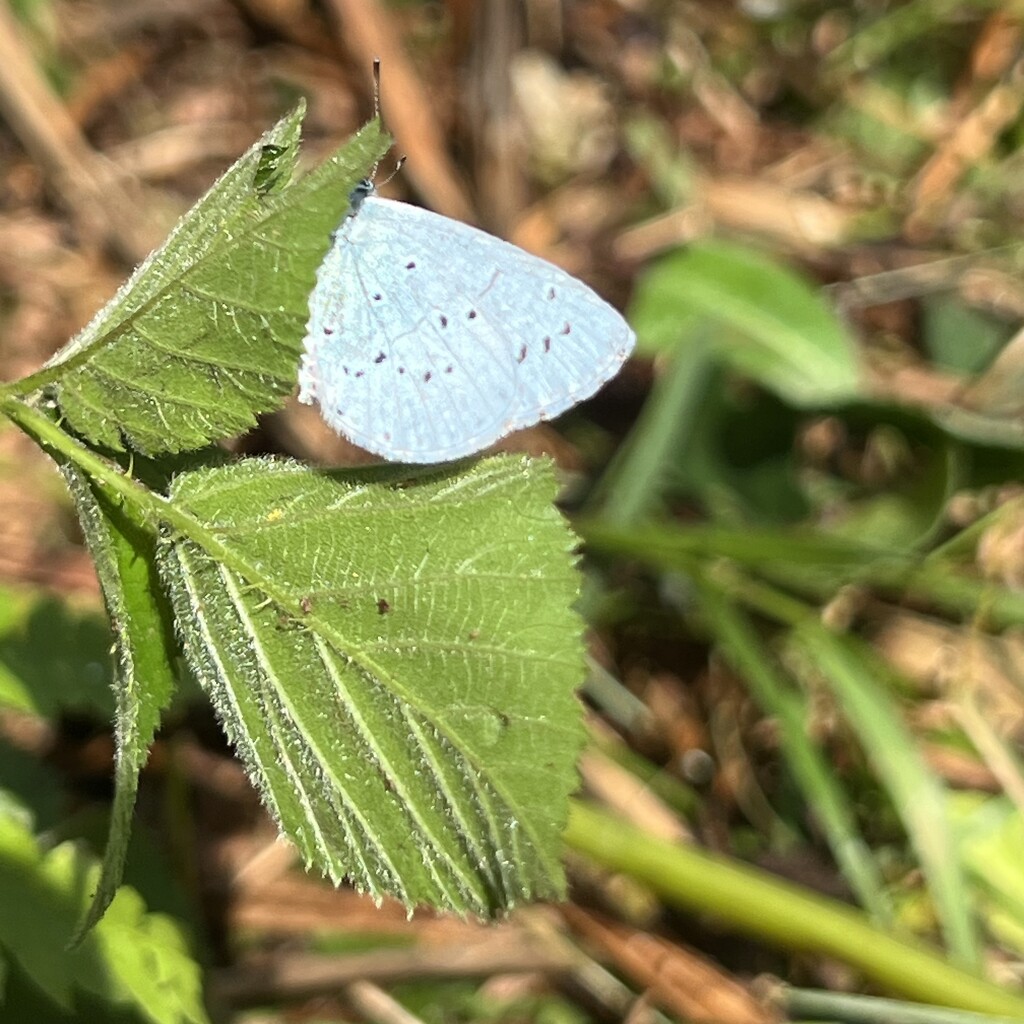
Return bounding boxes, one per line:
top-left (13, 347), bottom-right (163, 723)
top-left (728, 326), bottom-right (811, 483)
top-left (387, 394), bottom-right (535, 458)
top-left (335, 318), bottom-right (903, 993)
top-left (159, 455), bottom-right (584, 914)
top-left (27, 106), bottom-right (389, 453)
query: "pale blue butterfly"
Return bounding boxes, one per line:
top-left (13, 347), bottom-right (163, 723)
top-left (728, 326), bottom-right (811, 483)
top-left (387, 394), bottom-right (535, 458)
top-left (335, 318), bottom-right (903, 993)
top-left (299, 177), bottom-right (635, 463)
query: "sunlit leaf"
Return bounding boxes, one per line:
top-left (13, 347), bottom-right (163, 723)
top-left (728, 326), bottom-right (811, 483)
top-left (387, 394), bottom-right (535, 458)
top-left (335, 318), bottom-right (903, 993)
top-left (60, 466), bottom-right (179, 942)
top-left (158, 455), bottom-right (585, 914)
top-left (21, 105), bottom-right (389, 454)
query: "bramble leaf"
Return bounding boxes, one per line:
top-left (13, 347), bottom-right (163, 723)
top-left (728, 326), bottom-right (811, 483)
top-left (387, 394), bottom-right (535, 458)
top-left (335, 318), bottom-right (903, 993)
top-left (23, 105), bottom-right (389, 454)
top-left (159, 455), bottom-right (585, 914)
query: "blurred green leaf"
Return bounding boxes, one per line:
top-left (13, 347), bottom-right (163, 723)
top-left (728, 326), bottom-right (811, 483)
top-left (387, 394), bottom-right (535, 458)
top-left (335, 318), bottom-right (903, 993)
top-left (700, 587), bottom-right (894, 925)
top-left (0, 802), bottom-right (206, 1023)
top-left (590, 323), bottom-right (714, 525)
top-left (623, 113), bottom-right (696, 208)
top-left (818, 424), bottom-right (961, 552)
top-left (0, 742), bottom-right (63, 833)
top-left (827, 0), bottom-right (984, 73)
top-left (792, 626), bottom-right (980, 969)
top-left (680, 381), bottom-right (809, 525)
top-left (0, 587), bottom-right (113, 718)
top-left (922, 295), bottom-right (1012, 375)
top-left (630, 242), bottom-right (861, 406)
top-left (956, 796), bottom-right (1024, 957)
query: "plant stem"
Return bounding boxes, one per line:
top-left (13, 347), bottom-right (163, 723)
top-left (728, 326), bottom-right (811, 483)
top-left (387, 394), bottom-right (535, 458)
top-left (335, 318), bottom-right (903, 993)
top-left (782, 987), bottom-right (1024, 1024)
top-left (563, 802), bottom-right (1024, 1018)
top-left (0, 397), bottom-right (304, 618)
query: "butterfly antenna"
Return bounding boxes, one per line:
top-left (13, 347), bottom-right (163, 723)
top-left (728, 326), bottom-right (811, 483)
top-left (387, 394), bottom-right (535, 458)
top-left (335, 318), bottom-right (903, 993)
top-left (372, 58), bottom-right (383, 122)
top-left (379, 155), bottom-right (406, 188)
top-left (366, 61), bottom-right (403, 187)
top-left (366, 58), bottom-right (391, 183)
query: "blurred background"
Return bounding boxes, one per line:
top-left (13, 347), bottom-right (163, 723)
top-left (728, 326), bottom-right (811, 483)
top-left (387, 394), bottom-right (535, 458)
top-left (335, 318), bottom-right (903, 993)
top-left (4, 1), bottom-right (1024, 1022)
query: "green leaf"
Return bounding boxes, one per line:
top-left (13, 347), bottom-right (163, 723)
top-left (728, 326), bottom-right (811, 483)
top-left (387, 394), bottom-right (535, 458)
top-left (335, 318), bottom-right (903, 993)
top-left (699, 587), bottom-right (893, 926)
top-left (792, 625), bottom-right (980, 969)
top-left (956, 795), bottom-right (1024, 956)
top-left (818, 425), bottom-right (961, 552)
top-left (252, 142), bottom-right (295, 197)
top-left (588, 323), bottom-right (715, 526)
top-left (671, 378), bottom-right (809, 525)
top-left (0, 741), bottom-right (64, 834)
top-left (630, 242), bottom-right (861, 406)
top-left (59, 466), bottom-right (179, 942)
top-left (921, 294), bottom-right (1010, 375)
top-left (0, 586), bottom-right (114, 718)
top-left (16, 104), bottom-right (390, 454)
top-left (157, 455), bottom-right (585, 915)
top-left (0, 804), bottom-right (207, 1023)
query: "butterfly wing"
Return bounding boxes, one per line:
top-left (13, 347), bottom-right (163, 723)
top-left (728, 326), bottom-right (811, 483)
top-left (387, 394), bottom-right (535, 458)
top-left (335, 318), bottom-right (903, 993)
top-left (300, 197), bottom-right (634, 462)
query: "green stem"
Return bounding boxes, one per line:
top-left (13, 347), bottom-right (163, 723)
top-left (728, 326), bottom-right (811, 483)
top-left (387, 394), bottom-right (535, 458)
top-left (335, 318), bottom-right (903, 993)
top-left (581, 520), bottom-right (1024, 632)
top-left (782, 987), bottom-right (1024, 1024)
top-left (563, 802), bottom-right (1024, 1018)
top-left (1, 398), bottom-right (161, 524)
top-left (925, 496), bottom-right (1024, 565)
top-left (0, 397), bottom-right (305, 618)
top-left (696, 581), bottom-right (893, 927)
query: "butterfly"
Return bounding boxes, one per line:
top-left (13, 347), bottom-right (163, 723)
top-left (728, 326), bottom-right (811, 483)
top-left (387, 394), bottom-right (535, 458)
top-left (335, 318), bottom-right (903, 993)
top-left (298, 177), bottom-right (635, 463)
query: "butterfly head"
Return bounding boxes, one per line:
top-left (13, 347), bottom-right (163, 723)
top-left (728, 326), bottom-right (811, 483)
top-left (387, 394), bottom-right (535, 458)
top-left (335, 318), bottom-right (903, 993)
top-left (349, 178), bottom-right (376, 214)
